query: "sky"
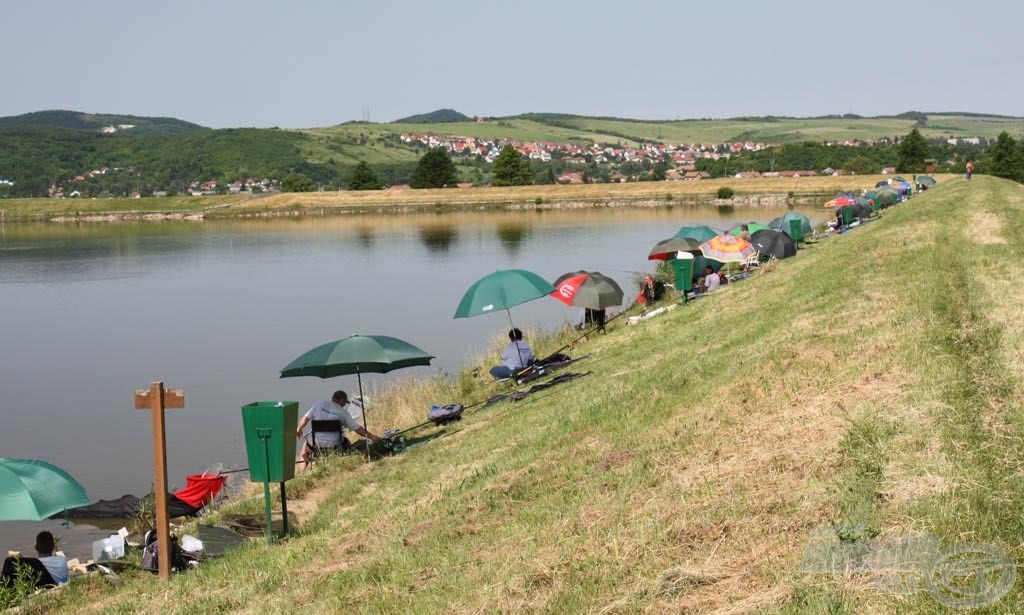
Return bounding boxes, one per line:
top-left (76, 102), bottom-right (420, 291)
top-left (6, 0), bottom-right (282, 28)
top-left (3, 0), bottom-right (1021, 129)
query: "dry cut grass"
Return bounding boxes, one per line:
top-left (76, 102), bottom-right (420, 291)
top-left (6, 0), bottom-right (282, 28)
top-left (223, 175), bottom-right (904, 211)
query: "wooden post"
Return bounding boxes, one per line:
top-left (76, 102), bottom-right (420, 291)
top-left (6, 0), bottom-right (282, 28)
top-left (135, 381), bottom-right (185, 580)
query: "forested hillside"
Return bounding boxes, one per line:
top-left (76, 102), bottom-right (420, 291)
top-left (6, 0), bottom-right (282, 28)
top-left (0, 110), bottom-right (205, 135)
top-left (0, 110), bottom-right (1021, 198)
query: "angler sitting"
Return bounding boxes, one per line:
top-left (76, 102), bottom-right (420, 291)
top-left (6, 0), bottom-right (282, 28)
top-left (296, 390), bottom-right (381, 467)
top-left (489, 328), bottom-right (534, 380)
top-left (2, 531), bottom-right (68, 588)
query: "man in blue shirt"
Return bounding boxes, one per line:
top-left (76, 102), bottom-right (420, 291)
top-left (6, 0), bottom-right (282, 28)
top-left (489, 328), bottom-right (534, 379)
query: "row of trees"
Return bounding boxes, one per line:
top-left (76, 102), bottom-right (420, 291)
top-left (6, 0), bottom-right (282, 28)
top-left (984, 132), bottom-right (1024, 182)
top-left (298, 145), bottom-right (537, 193)
top-left (898, 127), bottom-right (1024, 182)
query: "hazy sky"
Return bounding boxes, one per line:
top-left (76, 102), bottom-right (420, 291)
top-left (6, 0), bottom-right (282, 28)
top-left (3, 0), bottom-right (1020, 128)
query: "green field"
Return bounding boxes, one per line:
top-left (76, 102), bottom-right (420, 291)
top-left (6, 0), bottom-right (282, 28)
top-left (13, 175), bottom-right (1024, 613)
top-left (303, 114), bottom-right (1024, 148)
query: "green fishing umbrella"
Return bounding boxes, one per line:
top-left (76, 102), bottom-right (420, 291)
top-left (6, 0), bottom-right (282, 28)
top-left (454, 269), bottom-right (554, 373)
top-left (728, 222), bottom-right (771, 237)
top-left (875, 187), bottom-right (899, 206)
top-left (0, 458), bottom-right (91, 521)
top-left (673, 225), bottom-right (719, 242)
top-left (768, 212), bottom-right (813, 238)
top-left (453, 269), bottom-right (555, 319)
top-left (280, 334), bottom-right (434, 458)
top-left (280, 334), bottom-right (434, 379)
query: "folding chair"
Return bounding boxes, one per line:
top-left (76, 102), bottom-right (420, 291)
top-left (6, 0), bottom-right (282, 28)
top-left (2, 556), bottom-right (56, 588)
top-left (307, 419), bottom-right (351, 461)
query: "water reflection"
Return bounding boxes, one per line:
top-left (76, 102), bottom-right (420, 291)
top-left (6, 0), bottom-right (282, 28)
top-left (355, 226), bottom-right (374, 249)
top-left (495, 222), bottom-right (531, 258)
top-left (418, 224), bottom-right (458, 254)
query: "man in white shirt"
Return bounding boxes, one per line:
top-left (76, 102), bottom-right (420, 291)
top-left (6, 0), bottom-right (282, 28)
top-left (296, 390), bottom-right (380, 466)
top-left (703, 265), bottom-right (721, 292)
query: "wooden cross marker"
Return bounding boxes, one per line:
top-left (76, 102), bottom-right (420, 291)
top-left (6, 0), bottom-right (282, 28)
top-left (134, 381), bottom-right (185, 579)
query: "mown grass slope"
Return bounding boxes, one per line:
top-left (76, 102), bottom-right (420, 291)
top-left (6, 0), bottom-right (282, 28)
top-left (20, 176), bottom-right (1024, 613)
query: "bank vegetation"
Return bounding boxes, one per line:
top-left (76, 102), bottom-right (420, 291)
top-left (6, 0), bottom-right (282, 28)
top-left (13, 175), bottom-right (1024, 613)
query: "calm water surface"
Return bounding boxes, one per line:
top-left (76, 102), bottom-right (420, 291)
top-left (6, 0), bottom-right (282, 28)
top-left (0, 205), bottom-right (825, 554)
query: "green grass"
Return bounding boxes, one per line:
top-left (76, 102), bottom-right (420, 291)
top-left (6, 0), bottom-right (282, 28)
top-left (0, 194), bottom-right (246, 217)
top-left (17, 176), bottom-right (1024, 613)
top-left (307, 114), bottom-right (1024, 149)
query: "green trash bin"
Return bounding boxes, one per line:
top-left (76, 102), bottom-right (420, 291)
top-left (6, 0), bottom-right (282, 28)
top-left (241, 401), bottom-right (299, 483)
top-left (788, 219), bottom-right (803, 244)
top-left (841, 206), bottom-right (854, 227)
top-left (672, 258), bottom-right (694, 301)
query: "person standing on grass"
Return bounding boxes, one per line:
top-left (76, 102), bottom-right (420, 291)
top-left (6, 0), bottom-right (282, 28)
top-left (966, 161), bottom-right (974, 181)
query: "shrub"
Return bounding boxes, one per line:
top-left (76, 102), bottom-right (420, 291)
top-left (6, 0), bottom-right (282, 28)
top-left (717, 186), bottom-right (735, 199)
top-left (534, 196), bottom-right (543, 205)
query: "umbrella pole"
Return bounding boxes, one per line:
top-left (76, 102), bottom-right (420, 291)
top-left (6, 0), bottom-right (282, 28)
top-left (356, 366), bottom-right (369, 462)
top-left (506, 308), bottom-right (526, 375)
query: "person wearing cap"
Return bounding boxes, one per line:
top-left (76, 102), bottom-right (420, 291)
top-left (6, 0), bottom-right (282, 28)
top-left (296, 390), bottom-right (380, 466)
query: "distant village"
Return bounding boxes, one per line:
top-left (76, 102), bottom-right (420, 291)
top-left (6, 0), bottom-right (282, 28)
top-left (400, 132), bottom-right (891, 184)
top-left (35, 131), bottom-right (985, 198)
top-left (45, 168), bottom-right (279, 200)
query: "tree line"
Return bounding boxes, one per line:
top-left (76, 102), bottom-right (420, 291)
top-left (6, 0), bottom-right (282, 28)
top-left (2, 125), bottom-right (1022, 198)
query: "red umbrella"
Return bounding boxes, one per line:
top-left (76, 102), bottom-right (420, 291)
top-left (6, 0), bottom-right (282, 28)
top-left (550, 271), bottom-right (624, 309)
top-left (824, 195), bottom-right (858, 208)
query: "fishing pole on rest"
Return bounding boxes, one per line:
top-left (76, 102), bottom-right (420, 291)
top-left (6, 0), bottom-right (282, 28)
top-left (227, 315), bottom-right (628, 475)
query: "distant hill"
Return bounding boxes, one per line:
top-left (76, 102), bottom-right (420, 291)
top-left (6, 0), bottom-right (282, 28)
top-left (3, 108), bottom-right (1023, 198)
top-left (394, 108), bottom-right (471, 123)
top-left (0, 110), bottom-right (207, 135)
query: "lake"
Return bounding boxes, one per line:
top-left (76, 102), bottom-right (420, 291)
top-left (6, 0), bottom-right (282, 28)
top-left (0, 204), bottom-right (825, 555)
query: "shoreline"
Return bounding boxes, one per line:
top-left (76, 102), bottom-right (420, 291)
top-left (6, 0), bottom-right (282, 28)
top-left (0, 174), bottom-right (926, 223)
top-left (10, 192), bottom-right (833, 224)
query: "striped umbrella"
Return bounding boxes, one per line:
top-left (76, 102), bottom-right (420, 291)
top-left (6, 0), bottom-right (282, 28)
top-left (699, 234), bottom-right (756, 263)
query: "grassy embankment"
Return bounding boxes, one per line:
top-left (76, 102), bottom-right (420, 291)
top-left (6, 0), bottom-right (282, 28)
top-left (0, 175), bottom-right (925, 221)
top-left (15, 176), bottom-right (1024, 613)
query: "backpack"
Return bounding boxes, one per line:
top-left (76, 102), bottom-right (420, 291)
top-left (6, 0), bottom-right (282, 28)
top-left (142, 530), bottom-right (192, 573)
